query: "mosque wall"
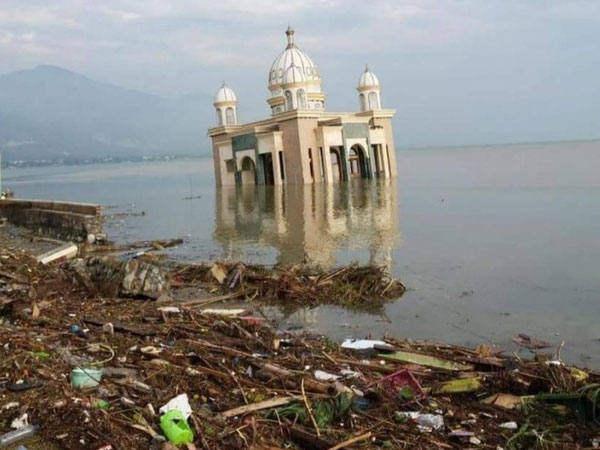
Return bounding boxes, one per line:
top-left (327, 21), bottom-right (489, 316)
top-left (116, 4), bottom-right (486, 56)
top-left (376, 118), bottom-right (398, 177)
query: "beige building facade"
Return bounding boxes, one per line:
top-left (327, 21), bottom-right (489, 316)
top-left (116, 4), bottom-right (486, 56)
top-left (208, 27), bottom-right (397, 186)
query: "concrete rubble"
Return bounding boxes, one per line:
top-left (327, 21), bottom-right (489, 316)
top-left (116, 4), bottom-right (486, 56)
top-left (69, 256), bottom-right (171, 299)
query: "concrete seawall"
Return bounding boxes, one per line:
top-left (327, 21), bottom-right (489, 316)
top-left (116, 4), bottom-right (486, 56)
top-left (0, 199), bottom-right (103, 242)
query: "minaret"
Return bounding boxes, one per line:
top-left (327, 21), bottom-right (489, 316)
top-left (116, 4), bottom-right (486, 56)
top-left (213, 82), bottom-right (239, 126)
top-left (357, 65), bottom-right (382, 111)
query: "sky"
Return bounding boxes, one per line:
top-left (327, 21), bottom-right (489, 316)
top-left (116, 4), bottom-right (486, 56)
top-left (0, 0), bottom-right (599, 147)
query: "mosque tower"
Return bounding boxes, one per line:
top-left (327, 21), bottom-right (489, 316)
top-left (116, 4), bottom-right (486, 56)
top-left (267, 26), bottom-right (325, 115)
top-left (213, 83), bottom-right (238, 126)
top-left (357, 65), bottom-right (381, 111)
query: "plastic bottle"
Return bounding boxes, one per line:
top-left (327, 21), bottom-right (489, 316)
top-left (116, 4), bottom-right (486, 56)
top-left (0, 425), bottom-right (39, 447)
top-left (159, 411), bottom-right (193, 445)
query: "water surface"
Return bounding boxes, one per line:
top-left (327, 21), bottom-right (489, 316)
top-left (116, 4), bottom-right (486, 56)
top-left (5, 140), bottom-right (600, 367)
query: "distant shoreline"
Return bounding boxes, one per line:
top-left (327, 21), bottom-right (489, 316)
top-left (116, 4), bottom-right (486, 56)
top-left (401, 137), bottom-right (600, 152)
top-left (3, 137), bottom-right (599, 169)
top-left (1, 153), bottom-right (207, 169)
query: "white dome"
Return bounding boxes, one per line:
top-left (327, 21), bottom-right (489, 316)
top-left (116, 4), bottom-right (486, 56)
top-left (268, 27), bottom-right (321, 91)
top-left (283, 65), bottom-right (307, 85)
top-left (358, 65), bottom-right (380, 89)
top-left (214, 83), bottom-right (237, 103)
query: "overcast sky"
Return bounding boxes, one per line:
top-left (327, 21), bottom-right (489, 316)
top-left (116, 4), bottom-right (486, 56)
top-left (1, 0), bottom-right (599, 147)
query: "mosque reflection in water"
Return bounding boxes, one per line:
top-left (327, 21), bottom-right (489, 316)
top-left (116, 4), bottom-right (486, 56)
top-left (213, 179), bottom-right (400, 270)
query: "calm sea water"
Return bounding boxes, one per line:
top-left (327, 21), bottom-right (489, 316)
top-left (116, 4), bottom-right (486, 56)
top-left (5, 140), bottom-right (600, 367)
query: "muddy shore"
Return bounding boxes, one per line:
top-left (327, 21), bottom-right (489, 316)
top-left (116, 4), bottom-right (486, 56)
top-left (1, 224), bottom-right (599, 449)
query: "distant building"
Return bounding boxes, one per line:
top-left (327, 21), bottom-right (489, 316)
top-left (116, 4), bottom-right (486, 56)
top-left (208, 27), bottom-right (397, 186)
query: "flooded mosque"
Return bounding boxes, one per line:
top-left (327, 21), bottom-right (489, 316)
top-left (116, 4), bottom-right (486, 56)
top-left (208, 26), bottom-right (398, 186)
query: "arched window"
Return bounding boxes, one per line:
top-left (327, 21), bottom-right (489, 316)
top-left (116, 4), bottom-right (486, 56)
top-left (216, 108), bottom-right (222, 126)
top-left (285, 90), bottom-right (293, 110)
top-left (297, 89), bottom-right (307, 109)
top-left (359, 93), bottom-right (366, 111)
top-left (368, 91), bottom-right (379, 110)
top-left (225, 107), bottom-right (235, 125)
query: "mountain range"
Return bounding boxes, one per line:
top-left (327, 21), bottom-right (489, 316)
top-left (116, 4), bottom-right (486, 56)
top-left (0, 65), bottom-right (213, 163)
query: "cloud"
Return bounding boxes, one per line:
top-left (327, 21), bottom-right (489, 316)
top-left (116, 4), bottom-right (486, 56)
top-left (0, 0), bottom-right (598, 145)
top-left (0, 6), bottom-right (80, 28)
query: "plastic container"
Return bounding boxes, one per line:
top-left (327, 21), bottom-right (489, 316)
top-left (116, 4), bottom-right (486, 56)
top-left (159, 410), bottom-right (194, 445)
top-left (0, 424), bottom-right (39, 447)
top-left (70, 367), bottom-right (103, 388)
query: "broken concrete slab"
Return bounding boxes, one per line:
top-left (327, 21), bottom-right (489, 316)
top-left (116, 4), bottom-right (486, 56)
top-left (68, 256), bottom-right (170, 299)
top-left (121, 258), bottom-right (170, 299)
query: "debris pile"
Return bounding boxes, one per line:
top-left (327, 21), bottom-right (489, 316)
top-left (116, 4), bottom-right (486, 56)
top-left (173, 262), bottom-right (406, 309)
top-left (1, 234), bottom-right (599, 449)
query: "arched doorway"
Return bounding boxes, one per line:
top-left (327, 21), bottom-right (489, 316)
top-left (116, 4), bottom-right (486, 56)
top-left (329, 149), bottom-right (343, 182)
top-left (240, 157), bottom-right (256, 185)
top-left (349, 145), bottom-right (368, 178)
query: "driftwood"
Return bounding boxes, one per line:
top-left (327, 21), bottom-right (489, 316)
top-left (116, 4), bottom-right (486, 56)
top-left (327, 432), bottom-right (372, 450)
top-left (221, 396), bottom-right (297, 418)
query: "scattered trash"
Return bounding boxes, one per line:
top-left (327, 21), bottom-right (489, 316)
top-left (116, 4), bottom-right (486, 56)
top-left (159, 394), bottom-right (194, 445)
top-left (500, 421), bottom-right (518, 430)
top-left (93, 399), bottom-right (110, 409)
top-left (36, 243), bottom-right (78, 265)
top-left (159, 394), bottom-right (192, 420)
top-left (70, 367), bottom-right (103, 389)
top-left (0, 425), bottom-right (39, 446)
top-left (200, 308), bottom-right (246, 317)
top-left (396, 411), bottom-right (444, 431)
top-left (10, 413), bottom-right (29, 429)
top-left (381, 350), bottom-right (474, 371)
top-left (448, 429), bottom-right (475, 437)
top-left (433, 376), bottom-right (482, 394)
top-left (157, 306), bottom-right (181, 314)
top-left (341, 339), bottom-right (388, 350)
top-left (314, 370), bottom-right (341, 381)
top-left (140, 346), bottom-right (162, 357)
top-left (121, 397), bottom-right (136, 407)
top-left (366, 369), bottom-right (426, 404)
top-left (482, 393), bottom-right (522, 410)
top-left (2, 402), bottom-right (19, 410)
top-left (210, 262), bottom-right (228, 284)
top-left (159, 410), bottom-right (194, 445)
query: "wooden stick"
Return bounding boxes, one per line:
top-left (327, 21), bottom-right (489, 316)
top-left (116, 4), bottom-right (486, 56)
top-left (181, 289), bottom-right (250, 307)
top-left (221, 396), bottom-right (297, 418)
top-left (301, 378), bottom-right (320, 437)
top-left (327, 432), bottom-right (372, 450)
